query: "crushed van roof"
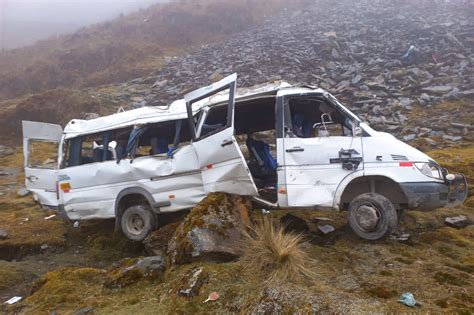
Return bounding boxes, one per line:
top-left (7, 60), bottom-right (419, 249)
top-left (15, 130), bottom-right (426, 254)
top-left (63, 81), bottom-right (324, 138)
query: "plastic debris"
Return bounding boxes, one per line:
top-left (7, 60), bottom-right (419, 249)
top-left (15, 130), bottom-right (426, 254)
top-left (44, 214), bottom-right (56, 220)
top-left (4, 296), bottom-right (22, 304)
top-left (73, 221), bottom-right (80, 228)
top-left (389, 233), bottom-right (411, 242)
top-left (203, 291), bottom-right (219, 303)
top-left (318, 224), bottom-right (336, 235)
top-left (398, 292), bottom-right (419, 307)
top-left (261, 209), bottom-right (270, 214)
top-left (445, 215), bottom-right (470, 229)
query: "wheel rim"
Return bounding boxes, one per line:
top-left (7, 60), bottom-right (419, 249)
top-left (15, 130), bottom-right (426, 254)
top-left (354, 203), bottom-right (381, 232)
top-left (126, 213), bottom-right (145, 235)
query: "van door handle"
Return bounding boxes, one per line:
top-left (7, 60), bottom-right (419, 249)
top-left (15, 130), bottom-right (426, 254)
top-left (286, 147), bottom-right (305, 153)
top-left (27, 175), bottom-right (38, 182)
top-left (221, 140), bottom-right (234, 147)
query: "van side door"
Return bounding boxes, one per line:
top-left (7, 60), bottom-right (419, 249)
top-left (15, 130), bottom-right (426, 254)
top-left (22, 121), bottom-right (63, 208)
top-left (278, 93), bottom-right (364, 208)
top-left (185, 74), bottom-right (258, 195)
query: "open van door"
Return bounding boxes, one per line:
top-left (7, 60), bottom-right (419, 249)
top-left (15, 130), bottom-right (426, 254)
top-left (22, 121), bottom-right (62, 208)
top-left (185, 74), bottom-right (258, 196)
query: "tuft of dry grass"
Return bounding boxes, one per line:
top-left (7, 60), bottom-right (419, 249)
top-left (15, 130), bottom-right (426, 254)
top-left (239, 218), bottom-right (315, 284)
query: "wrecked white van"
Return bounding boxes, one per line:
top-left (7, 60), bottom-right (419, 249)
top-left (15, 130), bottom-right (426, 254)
top-left (23, 74), bottom-right (467, 241)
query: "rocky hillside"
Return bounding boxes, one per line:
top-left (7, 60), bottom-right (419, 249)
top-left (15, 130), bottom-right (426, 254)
top-left (139, 0), bottom-right (474, 146)
top-left (0, 0), bottom-right (292, 101)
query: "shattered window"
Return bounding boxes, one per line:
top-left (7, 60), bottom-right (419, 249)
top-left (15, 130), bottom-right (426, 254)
top-left (28, 140), bottom-right (58, 169)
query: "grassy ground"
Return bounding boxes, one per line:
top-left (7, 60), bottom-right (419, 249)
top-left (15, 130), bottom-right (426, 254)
top-left (0, 137), bottom-right (472, 314)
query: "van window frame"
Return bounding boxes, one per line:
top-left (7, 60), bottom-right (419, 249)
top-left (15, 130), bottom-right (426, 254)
top-left (282, 93), bottom-right (357, 138)
top-left (186, 80), bottom-right (236, 142)
top-left (60, 131), bottom-right (119, 169)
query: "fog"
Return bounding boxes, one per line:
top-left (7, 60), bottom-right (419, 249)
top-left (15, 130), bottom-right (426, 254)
top-left (0, 0), bottom-right (169, 50)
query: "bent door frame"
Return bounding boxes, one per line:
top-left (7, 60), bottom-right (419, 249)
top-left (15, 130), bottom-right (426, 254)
top-left (185, 74), bottom-right (258, 196)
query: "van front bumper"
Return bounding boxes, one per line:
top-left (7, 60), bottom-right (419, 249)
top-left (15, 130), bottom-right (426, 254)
top-left (400, 174), bottom-right (468, 211)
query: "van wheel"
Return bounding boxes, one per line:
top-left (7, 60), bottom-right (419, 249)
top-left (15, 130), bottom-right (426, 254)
top-left (121, 204), bottom-right (157, 241)
top-left (348, 193), bottom-right (397, 240)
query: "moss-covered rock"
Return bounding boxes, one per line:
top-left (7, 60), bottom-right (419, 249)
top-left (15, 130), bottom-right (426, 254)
top-left (143, 221), bottom-right (181, 257)
top-left (103, 255), bottom-right (167, 289)
top-left (168, 193), bottom-right (251, 265)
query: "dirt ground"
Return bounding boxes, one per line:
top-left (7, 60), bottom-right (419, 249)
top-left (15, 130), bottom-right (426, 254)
top-left (0, 142), bottom-right (473, 314)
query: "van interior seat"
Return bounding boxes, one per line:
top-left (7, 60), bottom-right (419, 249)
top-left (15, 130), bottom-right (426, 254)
top-left (246, 136), bottom-right (277, 188)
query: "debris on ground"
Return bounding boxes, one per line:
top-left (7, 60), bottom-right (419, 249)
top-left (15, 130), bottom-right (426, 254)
top-left (398, 292), bottom-right (420, 307)
top-left (4, 296), bottom-right (21, 305)
top-left (203, 291), bottom-right (219, 303)
top-left (317, 224), bottom-right (336, 235)
top-left (389, 233), bottom-right (411, 242)
top-left (445, 215), bottom-right (470, 229)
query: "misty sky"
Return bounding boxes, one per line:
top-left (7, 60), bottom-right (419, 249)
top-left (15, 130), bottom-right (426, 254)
top-left (0, 0), bottom-right (169, 49)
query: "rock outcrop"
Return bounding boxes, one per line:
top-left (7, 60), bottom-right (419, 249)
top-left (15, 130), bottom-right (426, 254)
top-left (168, 193), bottom-right (251, 265)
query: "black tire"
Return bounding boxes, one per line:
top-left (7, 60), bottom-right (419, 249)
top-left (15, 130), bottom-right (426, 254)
top-left (121, 204), bottom-right (157, 241)
top-left (348, 193), bottom-right (397, 240)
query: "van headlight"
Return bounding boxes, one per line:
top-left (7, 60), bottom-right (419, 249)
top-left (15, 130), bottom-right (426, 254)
top-left (414, 162), bottom-right (443, 179)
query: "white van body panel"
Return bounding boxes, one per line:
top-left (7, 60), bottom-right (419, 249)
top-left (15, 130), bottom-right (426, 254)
top-left (331, 131), bottom-right (445, 208)
top-left (22, 121), bottom-right (63, 207)
top-left (59, 144), bottom-right (204, 220)
top-left (282, 136), bottom-right (363, 208)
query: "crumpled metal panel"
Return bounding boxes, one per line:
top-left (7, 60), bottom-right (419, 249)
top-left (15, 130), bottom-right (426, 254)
top-left (192, 127), bottom-right (258, 196)
top-left (59, 144), bottom-right (203, 219)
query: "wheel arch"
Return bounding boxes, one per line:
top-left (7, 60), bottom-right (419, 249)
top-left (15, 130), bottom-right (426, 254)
top-left (335, 175), bottom-right (409, 211)
top-left (114, 187), bottom-right (168, 231)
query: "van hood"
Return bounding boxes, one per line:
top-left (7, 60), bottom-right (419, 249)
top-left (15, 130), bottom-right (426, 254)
top-left (363, 129), bottom-right (435, 164)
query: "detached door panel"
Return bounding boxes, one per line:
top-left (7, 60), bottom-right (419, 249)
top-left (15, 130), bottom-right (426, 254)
top-left (22, 121), bottom-right (62, 207)
top-left (186, 74), bottom-right (258, 196)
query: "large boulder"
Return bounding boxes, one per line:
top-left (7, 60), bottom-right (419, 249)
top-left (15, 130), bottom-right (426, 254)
top-left (168, 193), bottom-right (251, 265)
